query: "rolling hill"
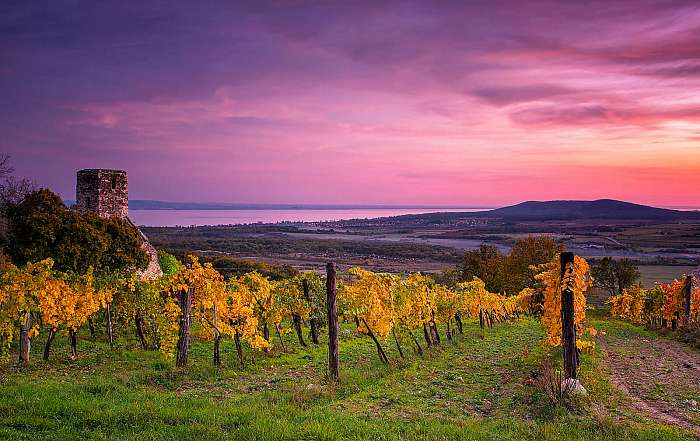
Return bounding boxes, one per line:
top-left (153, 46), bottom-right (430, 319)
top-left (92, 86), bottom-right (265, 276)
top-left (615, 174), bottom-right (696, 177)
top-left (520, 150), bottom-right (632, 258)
top-left (398, 199), bottom-right (700, 222)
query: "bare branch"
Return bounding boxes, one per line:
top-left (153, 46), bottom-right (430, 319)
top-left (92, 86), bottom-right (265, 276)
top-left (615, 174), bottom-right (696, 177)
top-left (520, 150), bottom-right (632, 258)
top-left (0, 176), bottom-right (35, 206)
top-left (0, 154), bottom-right (13, 179)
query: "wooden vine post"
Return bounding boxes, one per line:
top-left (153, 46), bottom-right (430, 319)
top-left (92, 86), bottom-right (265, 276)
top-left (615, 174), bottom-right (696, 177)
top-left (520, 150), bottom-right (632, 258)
top-left (135, 314), bottom-right (148, 350)
top-left (213, 303), bottom-right (220, 366)
top-left (106, 302), bottom-right (114, 349)
top-left (69, 330), bottom-right (78, 359)
top-left (685, 274), bottom-right (693, 324)
top-left (560, 252), bottom-right (577, 380)
top-left (292, 313), bottom-right (307, 347)
top-left (326, 262), bottom-right (340, 382)
top-left (303, 278), bottom-right (319, 345)
top-left (176, 286), bottom-right (193, 367)
top-left (43, 329), bottom-right (56, 361)
top-left (18, 312), bottom-right (32, 367)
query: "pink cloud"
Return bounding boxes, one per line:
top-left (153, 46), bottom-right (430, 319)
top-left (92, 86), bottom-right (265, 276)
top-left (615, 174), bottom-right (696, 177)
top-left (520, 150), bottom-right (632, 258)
top-left (3, 1), bottom-right (700, 206)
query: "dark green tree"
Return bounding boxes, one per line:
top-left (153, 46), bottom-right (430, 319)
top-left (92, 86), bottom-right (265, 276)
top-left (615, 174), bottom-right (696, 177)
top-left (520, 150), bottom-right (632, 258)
top-left (157, 250), bottom-right (180, 276)
top-left (0, 155), bottom-right (35, 257)
top-left (431, 268), bottom-right (461, 289)
top-left (592, 257), bottom-right (641, 296)
top-left (6, 189), bottom-right (66, 266)
top-left (461, 236), bottom-right (566, 295)
top-left (54, 210), bottom-right (109, 274)
top-left (6, 188), bottom-right (148, 275)
top-left (461, 245), bottom-right (507, 293)
top-left (504, 236), bottom-right (565, 293)
top-left (100, 217), bottom-right (149, 273)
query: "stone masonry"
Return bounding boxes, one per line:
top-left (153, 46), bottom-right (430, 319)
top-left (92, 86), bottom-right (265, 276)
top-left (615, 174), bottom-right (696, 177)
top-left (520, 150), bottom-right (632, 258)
top-left (75, 169), bottom-right (162, 279)
top-left (76, 169), bottom-right (129, 219)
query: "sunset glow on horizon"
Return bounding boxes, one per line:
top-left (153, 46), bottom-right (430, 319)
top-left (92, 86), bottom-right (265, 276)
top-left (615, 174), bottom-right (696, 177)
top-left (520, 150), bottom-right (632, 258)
top-left (2, 1), bottom-right (700, 206)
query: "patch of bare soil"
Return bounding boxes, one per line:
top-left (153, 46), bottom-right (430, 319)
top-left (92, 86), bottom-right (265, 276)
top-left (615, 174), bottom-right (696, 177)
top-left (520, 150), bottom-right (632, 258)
top-left (601, 334), bottom-right (700, 436)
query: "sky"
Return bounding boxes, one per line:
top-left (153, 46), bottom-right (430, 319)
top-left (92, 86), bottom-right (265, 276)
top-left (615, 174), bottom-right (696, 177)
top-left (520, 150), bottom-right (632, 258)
top-left (1, 0), bottom-right (699, 207)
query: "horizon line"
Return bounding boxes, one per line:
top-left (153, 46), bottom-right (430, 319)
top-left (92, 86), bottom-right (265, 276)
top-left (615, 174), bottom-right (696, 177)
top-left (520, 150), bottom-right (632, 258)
top-left (59, 198), bottom-right (700, 211)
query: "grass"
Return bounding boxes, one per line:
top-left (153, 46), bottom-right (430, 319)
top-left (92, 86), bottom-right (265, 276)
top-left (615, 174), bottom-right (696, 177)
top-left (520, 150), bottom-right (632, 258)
top-left (585, 264), bottom-right (696, 308)
top-left (0, 317), bottom-right (695, 440)
top-left (637, 265), bottom-right (697, 287)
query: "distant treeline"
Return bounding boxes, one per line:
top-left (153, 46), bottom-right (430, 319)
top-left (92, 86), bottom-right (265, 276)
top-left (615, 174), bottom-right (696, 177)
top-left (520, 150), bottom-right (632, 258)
top-left (143, 226), bottom-right (462, 264)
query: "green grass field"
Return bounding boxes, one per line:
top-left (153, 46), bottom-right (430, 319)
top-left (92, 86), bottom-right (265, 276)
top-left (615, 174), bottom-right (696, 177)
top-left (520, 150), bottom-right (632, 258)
top-left (637, 265), bottom-right (697, 287)
top-left (0, 317), bottom-right (694, 440)
top-left (586, 265), bottom-right (696, 307)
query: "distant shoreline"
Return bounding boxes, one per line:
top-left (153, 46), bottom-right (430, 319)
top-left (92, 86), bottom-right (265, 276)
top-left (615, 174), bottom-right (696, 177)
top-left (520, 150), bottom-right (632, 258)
top-left (129, 207), bottom-right (488, 227)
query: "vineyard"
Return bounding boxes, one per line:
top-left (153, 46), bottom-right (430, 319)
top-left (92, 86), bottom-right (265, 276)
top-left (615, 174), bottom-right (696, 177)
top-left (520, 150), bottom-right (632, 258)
top-left (1, 247), bottom-right (699, 439)
top-left (1, 253), bottom-right (595, 371)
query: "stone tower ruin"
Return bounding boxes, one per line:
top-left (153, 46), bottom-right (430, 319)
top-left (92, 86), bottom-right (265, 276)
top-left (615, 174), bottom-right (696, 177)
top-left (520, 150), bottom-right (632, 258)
top-left (75, 169), bottom-right (163, 279)
top-left (76, 169), bottom-right (129, 219)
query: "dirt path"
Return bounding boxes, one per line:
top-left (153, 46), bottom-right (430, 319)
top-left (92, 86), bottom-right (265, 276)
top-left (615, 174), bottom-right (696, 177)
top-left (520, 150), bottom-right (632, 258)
top-left (600, 333), bottom-right (700, 436)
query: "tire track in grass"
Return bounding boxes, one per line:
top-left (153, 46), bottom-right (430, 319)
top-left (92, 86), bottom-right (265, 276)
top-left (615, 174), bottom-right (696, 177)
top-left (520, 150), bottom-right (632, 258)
top-left (600, 335), bottom-right (700, 436)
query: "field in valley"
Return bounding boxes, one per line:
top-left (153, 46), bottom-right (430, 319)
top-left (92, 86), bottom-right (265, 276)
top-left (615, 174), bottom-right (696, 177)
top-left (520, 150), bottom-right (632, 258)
top-left (142, 215), bottom-right (700, 276)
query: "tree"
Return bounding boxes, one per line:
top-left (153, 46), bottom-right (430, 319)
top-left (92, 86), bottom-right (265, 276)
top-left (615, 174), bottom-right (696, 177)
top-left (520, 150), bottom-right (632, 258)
top-left (460, 237), bottom-right (565, 296)
top-left (157, 251), bottom-right (180, 276)
top-left (200, 255), bottom-right (297, 281)
top-left (505, 236), bottom-right (565, 293)
top-left (0, 155), bottom-right (12, 179)
top-left (461, 245), bottom-right (507, 293)
top-left (6, 189), bottom-right (148, 275)
top-left (430, 268), bottom-right (461, 289)
top-left (0, 177), bottom-right (35, 208)
top-left (0, 155), bottom-right (35, 207)
top-left (0, 155), bottom-right (35, 257)
top-left (54, 210), bottom-right (110, 275)
top-left (592, 257), bottom-right (641, 296)
top-left (5, 189), bottom-right (66, 266)
top-left (99, 217), bottom-right (149, 273)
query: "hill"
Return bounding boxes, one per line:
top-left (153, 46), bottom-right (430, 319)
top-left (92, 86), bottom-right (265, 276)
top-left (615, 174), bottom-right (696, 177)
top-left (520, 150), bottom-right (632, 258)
top-left (482, 199), bottom-right (700, 220)
top-left (395, 199), bottom-right (700, 222)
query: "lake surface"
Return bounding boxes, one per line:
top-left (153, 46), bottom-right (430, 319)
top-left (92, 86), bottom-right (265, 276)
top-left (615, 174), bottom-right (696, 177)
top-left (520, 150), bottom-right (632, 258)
top-left (130, 208), bottom-right (487, 227)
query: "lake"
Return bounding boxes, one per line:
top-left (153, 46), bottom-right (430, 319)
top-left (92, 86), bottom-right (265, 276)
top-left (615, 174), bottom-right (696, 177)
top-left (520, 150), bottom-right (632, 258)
top-left (129, 208), bottom-right (487, 227)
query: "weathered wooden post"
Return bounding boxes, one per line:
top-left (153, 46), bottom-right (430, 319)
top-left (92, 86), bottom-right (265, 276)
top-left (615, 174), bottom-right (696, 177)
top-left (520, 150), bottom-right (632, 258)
top-left (454, 313), bottom-right (463, 334)
top-left (213, 303), bottom-right (220, 366)
top-left (106, 302), bottom-right (114, 349)
top-left (326, 263), bottom-right (340, 382)
top-left (18, 312), bottom-right (31, 367)
top-left (303, 279), bottom-right (319, 345)
top-left (292, 313), bottom-right (307, 347)
top-left (560, 252), bottom-right (577, 380)
top-left (176, 286), bottom-right (193, 367)
top-left (69, 330), bottom-right (78, 359)
top-left (43, 329), bottom-right (56, 361)
top-left (135, 314), bottom-right (148, 350)
top-left (685, 275), bottom-right (693, 324)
